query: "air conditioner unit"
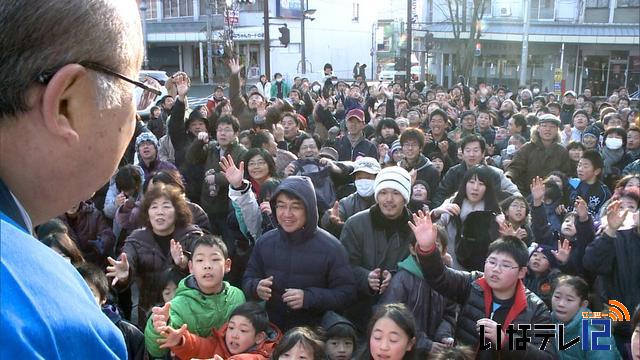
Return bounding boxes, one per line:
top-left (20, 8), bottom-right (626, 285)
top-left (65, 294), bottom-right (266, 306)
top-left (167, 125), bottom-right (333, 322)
top-left (499, 6), bottom-right (512, 16)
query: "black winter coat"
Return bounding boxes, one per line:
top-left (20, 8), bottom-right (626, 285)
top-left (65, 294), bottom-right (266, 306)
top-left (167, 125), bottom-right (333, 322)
top-left (417, 248), bottom-right (557, 359)
top-left (242, 176), bottom-right (357, 331)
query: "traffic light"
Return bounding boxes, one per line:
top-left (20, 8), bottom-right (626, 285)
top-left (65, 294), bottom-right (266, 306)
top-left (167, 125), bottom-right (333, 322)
top-left (278, 26), bottom-right (290, 47)
top-left (425, 31), bottom-right (434, 51)
top-left (474, 42), bottom-right (481, 57)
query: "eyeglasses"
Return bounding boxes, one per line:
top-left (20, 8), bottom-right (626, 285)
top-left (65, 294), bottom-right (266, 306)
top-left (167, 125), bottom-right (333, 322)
top-left (402, 142), bottom-right (420, 149)
top-left (248, 160), bottom-right (267, 167)
top-left (275, 203), bottom-right (305, 213)
top-left (36, 61), bottom-right (162, 96)
top-left (485, 258), bottom-right (521, 271)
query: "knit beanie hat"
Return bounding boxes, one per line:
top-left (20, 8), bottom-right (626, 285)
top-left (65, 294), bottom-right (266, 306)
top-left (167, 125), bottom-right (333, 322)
top-left (572, 109), bottom-right (590, 121)
top-left (531, 244), bottom-right (559, 269)
top-left (135, 131), bottom-right (159, 150)
top-left (374, 166), bottom-right (411, 204)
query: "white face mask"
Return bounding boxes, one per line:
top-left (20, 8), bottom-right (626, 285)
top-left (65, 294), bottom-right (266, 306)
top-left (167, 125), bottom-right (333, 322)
top-left (276, 78), bottom-right (282, 83)
top-left (605, 137), bottom-right (623, 150)
top-left (506, 144), bottom-right (517, 155)
top-left (355, 179), bottom-right (375, 197)
top-left (312, 85), bottom-right (321, 92)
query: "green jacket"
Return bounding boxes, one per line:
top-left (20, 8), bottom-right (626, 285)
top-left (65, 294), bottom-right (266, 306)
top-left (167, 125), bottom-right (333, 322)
top-left (551, 307), bottom-right (620, 360)
top-left (144, 276), bottom-right (245, 358)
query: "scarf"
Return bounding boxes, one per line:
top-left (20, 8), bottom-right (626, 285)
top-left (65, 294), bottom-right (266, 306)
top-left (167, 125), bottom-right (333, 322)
top-left (602, 146), bottom-right (625, 176)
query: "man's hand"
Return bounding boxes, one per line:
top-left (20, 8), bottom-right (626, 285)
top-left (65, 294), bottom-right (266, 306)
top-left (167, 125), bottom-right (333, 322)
top-left (282, 288), bottom-right (305, 309)
top-left (151, 302), bottom-right (171, 332)
top-left (367, 268), bottom-right (383, 292)
top-left (157, 324), bottom-right (188, 349)
top-left (379, 270), bottom-right (392, 294)
top-left (437, 140), bottom-right (449, 154)
top-left (273, 123), bottom-right (285, 142)
top-left (170, 239), bottom-right (187, 269)
top-left (173, 72), bottom-right (190, 97)
top-left (197, 131), bottom-right (209, 143)
top-left (219, 154), bottom-right (245, 189)
top-left (408, 210), bottom-right (437, 252)
top-left (552, 239), bottom-right (572, 265)
top-left (106, 253), bottom-right (129, 286)
top-left (328, 201), bottom-right (344, 226)
top-left (530, 176), bottom-right (545, 207)
top-left (574, 197), bottom-right (589, 222)
top-left (284, 163), bottom-right (296, 177)
top-left (228, 58), bottom-right (241, 74)
top-left (256, 276), bottom-right (273, 301)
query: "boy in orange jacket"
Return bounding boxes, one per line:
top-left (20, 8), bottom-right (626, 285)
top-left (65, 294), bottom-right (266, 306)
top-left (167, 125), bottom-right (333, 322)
top-left (156, 302), bottom-right (282, 360)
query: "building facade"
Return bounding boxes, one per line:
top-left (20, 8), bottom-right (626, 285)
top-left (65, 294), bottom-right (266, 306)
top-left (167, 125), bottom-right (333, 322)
top-left (422, 0), bottom-right (640, 94)
top-left (140, 0), bottom-right (377, 84)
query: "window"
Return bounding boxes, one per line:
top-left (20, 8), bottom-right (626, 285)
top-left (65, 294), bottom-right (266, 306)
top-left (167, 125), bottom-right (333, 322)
top-left (585, 0), bottom-right (608, 8)
top-left (531, 0), bottom-right (555, 19)
top-left (163, 0), bottom-right (194, 18)
top-left (617, 0), bottom-right (639, 6)
top-left (144, 0), bottom-right (157, 20)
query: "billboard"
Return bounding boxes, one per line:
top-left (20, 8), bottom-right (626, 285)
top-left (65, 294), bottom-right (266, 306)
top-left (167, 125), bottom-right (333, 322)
top-left (276, 0), bottom-right (303, 18)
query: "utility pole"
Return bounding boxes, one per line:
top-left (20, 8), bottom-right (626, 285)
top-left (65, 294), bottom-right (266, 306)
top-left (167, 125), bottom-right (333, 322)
top-left (519, 0), bottom-right (530, 86)
top-left (405, 0), bottom-right (412, 92)
top-left (301, 0), bottom-right (307, 74)
top-left (263, 0), bottom-right (270, 78)
top-left (140, 0), bottom-right (149, 69)
top-left (206, 0), bottom-right (215, 85)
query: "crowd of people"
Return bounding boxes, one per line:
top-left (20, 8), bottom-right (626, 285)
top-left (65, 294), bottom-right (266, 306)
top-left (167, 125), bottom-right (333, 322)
top-left (2, 1), bottom-right (640, 359)
top-left (30, 55), bottom-right (640, 360)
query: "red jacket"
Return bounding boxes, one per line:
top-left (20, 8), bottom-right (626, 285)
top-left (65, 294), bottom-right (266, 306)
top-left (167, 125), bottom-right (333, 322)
top-left (172, 322), bottom-right (282, 360)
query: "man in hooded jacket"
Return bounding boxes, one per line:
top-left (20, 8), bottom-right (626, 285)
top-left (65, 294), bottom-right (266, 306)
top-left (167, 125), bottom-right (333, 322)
top-left (242, 176), bottom-right (356, 331)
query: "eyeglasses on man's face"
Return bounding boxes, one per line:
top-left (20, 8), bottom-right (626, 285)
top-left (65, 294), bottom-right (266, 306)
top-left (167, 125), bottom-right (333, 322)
top-left (36, 61), bottom-right (162, 96)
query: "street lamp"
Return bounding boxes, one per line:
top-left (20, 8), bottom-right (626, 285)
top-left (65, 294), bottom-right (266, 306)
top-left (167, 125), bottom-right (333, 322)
top-left (300, 4), bottom-right (316, 74)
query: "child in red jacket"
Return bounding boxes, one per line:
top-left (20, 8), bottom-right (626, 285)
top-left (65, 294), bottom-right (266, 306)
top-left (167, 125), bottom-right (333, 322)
top-left (157, 302), bottom-right (282, 360)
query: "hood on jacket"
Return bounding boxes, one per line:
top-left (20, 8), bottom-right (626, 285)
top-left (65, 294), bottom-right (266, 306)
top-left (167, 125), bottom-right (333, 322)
top-left (320, 311), bottom-right (356, 334)
top-left (397, 255), bottom-right (424, 280)
top-left (269, 176), bottom-right (318, 239)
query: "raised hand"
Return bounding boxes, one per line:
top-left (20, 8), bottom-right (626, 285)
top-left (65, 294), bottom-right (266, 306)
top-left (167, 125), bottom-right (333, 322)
top-left (498, 221), bottom-right (517, 238)
top-left (106, 253), bottom-right (129, 286)
top-left (151, 302), bottom-right (171, 332)
top-left (228, 58), bottom-right (241, 74)
top-left (219, 154), bottom-right (244, 188)
top-left (574, 197), bottom-right (589, 222)
top-left (173, 72), bottom-right (190, 96)
top-left (605, 200), bottom-right (628, 236)
top-left (530, 176), bottom-right (545, 206)
top-left (170, 239), bottom-right (187, 269)
top-left (378, 143), bottom-right (389, 160)
top-left (256, 276), bottom-right (273, 301)
top-left (157, 324), bottom-right (188, 349)
top-left (328, 201), bottom-right (344, 226)
top-left (197, 131), bottom-right (209, 143)
top-left (408, 210), bottom-right (437, 252)
top-left (552, 239), bottom-right (572, 265)
top-left (259, 201), bottom-right (272, 215)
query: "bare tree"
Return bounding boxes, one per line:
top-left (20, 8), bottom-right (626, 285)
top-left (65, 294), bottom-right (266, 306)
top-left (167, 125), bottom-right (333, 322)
top-left (435, 0), bottom-right (488, 81)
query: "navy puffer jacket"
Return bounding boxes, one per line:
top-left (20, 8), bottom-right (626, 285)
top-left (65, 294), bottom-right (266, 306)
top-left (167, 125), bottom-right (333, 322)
top-left (242, 176), bottom-right (357, 331)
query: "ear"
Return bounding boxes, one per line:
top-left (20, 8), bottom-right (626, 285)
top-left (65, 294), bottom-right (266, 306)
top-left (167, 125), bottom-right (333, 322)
top-left (224, 258), bottom-right (232, 274)
top-left (594, 167), bottom-right (602, 177)
top-left (188, 260), bottom-right (193, 274)
top-left (518, 266), bottom-right (527, 280)
top-left (254, 331), bottom-right (267, 345)
top-left (581, 299), bottom-right (589, 308)
top-left (40, 64), bottom-right (90, 144)
top-left (406, 336), bottom-right (416, 352)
